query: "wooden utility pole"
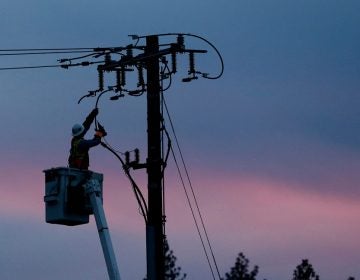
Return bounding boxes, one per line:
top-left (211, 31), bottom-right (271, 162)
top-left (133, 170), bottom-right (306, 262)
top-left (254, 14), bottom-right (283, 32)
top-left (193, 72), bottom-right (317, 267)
top-left (145, 35), bottom-right (165, 280)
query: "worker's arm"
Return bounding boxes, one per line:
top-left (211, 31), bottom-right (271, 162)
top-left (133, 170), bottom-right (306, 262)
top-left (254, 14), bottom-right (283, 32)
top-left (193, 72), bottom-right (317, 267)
top-left (78, 136), bottom-right (101, 151)
top-left (82, 108), bottom-right (98, 134)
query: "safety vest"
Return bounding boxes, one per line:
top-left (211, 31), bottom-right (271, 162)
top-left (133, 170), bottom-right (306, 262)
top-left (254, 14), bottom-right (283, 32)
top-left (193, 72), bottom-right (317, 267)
top-left (68, 138), bottom-right (89, 169)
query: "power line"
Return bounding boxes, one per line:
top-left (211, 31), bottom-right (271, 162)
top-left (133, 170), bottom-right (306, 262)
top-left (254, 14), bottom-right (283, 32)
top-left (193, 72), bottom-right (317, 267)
top-left (0, 50), bottom-right (95, 56)
top-left (171, 145), bottom-right (217, 280)
top-left (0, 64), bottom-right (62, 71)
top-left (162, 96), bottom-right (222, 280)
top-left (0, 47), bottom-right (95, 52)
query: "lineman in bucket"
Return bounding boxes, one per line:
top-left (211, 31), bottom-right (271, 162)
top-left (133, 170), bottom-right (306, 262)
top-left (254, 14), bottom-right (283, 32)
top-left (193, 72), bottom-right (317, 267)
top-left (68, 108), bottom-right (107, 170)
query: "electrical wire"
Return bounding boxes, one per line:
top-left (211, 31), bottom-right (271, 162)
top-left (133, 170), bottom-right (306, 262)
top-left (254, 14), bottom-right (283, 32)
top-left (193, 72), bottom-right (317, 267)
top-left (159, 76), bottom-right (174, 236)
top-left (0, 50), bottom-right (95, 56)
top-left (0, 60), bottom-right (103, 71)
top-left (0, 46), bottom-right (117, 72)
top-left (160, 78), bottom-right (166, 236)
top-left (101, 141), bottom-right (148, 223)
top-left (95, 89), bottom-right (113, 108)
top-left (58, 52), bottom-right (99, 63)
top-left (160, 59), bottom-right (173, 92)
top-left (0, 64), bottom-right (63, 71)
top-left (169, 143), bottom-right (216, 280)
top-left (134, 33), bottom-right (224, 80)
top-left (86, 89), bottom-right (148, 223)
top-left (162, 96), bottom-right (222, 280)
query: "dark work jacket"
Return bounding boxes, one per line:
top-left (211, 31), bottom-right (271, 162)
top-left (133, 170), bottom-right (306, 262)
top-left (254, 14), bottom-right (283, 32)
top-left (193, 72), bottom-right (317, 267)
top-left (68, 110), bottom-right (101, 170)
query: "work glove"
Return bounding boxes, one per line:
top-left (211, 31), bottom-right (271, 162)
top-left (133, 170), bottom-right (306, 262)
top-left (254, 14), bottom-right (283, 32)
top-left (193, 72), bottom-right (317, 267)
top-left (95, 130), bottom-right (105, 138)
top-left (95, 122), bottom-right (107, 137)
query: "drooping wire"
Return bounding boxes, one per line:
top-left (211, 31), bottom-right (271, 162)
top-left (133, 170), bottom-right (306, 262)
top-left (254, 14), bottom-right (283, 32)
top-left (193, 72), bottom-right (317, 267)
top-left (160, 72), bottom-right (172, 236)
top-left (101, 142), bottom-right (148, 223)
top-left (160, 58), bottom-right (173, 92)
top-left (134, 32), bottom-right (224, 80)
top-left (162, 96), bottom-right (222, 280)
top-left (90, 90), bottom-right (148, 223)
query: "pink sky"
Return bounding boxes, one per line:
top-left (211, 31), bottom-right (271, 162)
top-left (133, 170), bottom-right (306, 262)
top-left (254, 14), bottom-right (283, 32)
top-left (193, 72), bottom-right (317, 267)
top-left (1, 163), bottom-right (358, 279)
top-left (0, 1), bottom-right (359, 279)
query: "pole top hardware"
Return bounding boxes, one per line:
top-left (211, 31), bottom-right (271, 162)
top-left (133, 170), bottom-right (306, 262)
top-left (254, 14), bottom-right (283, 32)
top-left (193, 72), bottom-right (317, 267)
top-left (58, 33), bottom-right (224, 103)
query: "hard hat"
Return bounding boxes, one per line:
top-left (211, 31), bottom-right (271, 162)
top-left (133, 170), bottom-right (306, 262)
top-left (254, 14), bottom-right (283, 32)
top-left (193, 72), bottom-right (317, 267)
top-left (72, 123), bottom-right (85, 137)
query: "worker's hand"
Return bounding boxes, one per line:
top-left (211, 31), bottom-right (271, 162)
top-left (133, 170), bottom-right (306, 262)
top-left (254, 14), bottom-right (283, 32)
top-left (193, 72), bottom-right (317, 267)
top-left (97, 122), bottom-right (107, 137)
top-left (94, 130), bottom-right (104, 138)
top-left (99, 128), bottom-right (107, 137)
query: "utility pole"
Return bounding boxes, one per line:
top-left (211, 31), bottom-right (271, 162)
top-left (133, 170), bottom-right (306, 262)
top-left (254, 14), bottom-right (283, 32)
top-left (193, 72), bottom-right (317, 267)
top-left (145, 35), bottom-right (164, 280)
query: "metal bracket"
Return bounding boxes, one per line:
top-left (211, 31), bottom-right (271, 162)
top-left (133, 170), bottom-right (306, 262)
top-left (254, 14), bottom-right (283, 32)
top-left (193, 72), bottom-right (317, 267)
top-left (85, 178), bottom-right (102, 195)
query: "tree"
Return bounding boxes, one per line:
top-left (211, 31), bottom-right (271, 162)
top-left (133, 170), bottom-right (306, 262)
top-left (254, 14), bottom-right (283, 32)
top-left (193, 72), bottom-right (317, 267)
top-left (144, 237), bottom-right (186, 280)
top-left (163, 238), bottom-right (187, 280)
top-left (292, 259), bottom-right (320, 280)
top-left (223, 252), bottom-right (259, 280)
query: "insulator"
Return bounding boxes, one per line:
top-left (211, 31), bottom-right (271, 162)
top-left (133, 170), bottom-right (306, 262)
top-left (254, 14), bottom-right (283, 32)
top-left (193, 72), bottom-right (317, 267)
top-left (137, 66), bottom-right (145, 87)
top-left (134, 148), bottom-right (140, 163)
top-left (125, 151), bottom-right (130, 165)
top-left (127, 47), bottom-right (133, 58)
top-left (105, 53), bottom-right (111, 65)
top-left (189, 52), bottom-right (195, 74)
top-left (171, 52), bottom-right (177, 74)
top-left (98, 68), bottom-right (104, 91)
top-left (121, 67), bottom-right (126, 86)
top-left (177, 35), bottom-right (184, 49)
top-left (116, 70), bottom-right (121, 91)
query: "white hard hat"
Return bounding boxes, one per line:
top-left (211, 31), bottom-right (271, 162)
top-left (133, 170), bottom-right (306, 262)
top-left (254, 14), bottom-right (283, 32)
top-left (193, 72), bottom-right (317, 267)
top-left (72, 123), bottom-right (85, 137)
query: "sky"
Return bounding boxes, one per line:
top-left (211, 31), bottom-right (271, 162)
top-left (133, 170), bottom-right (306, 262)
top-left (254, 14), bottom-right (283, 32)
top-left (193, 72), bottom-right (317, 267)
top-left (0, 0), bottom-right (359, 279)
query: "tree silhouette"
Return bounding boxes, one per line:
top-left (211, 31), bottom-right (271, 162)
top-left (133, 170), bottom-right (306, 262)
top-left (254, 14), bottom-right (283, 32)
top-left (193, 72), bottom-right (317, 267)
top-left (163, 238), bottom-right (187, 280)
top-left (292, 259), bottom-right (320, 280)
top-left (222, 252), bottom-right (259, 280)
top-left (143, 237), bottom-right (186, 280)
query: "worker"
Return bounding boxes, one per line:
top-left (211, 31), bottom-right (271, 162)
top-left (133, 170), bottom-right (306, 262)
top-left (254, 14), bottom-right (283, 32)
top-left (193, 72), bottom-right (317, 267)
top-left (68, 108), bottom-right (107, 170)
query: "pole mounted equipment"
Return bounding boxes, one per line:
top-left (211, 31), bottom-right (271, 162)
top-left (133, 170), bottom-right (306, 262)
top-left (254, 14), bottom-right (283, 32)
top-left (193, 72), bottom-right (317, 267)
top-left (57, 33), bottom-right (224, 280)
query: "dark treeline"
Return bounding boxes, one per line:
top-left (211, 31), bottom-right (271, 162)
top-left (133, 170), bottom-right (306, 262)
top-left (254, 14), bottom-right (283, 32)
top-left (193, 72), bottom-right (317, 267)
top-left (156, 243), bottom-right (356, 280)
top-left (222, 252), bottom-right (355, 280)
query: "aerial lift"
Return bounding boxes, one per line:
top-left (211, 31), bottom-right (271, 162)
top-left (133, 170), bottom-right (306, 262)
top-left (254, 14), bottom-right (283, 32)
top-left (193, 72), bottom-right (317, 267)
top-left (43, 167), bottom-right (121, 280)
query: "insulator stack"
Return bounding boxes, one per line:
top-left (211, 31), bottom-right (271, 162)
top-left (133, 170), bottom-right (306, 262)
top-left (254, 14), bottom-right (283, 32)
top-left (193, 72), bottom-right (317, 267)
top-left (171, 52), bottom-right (177, 74)
top-left (137, 66), bottom-right (145, 87)
top-left (134, 149), bottom-right (140, 163)
top-left (121, 67), bottom-right (126, 86)
top-left (125, 151), bottom-right (130, 165)
top-left (105, 53), bottom-right (111, 65)
top-left (127, 47), bottom-right (133, 58)
top-left (177, 35), bottom-right (185, 51)
top-left (116, 70), bottom-right (121, 91)
top-left (189, 52), bottom-right (195, 74)
top-left (98, 68), bottom-right (104, 91)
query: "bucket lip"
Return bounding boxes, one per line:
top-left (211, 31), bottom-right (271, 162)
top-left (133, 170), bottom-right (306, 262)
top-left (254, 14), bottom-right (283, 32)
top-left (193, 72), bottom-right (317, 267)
top-left (43, 167), bottom-right (102, 176)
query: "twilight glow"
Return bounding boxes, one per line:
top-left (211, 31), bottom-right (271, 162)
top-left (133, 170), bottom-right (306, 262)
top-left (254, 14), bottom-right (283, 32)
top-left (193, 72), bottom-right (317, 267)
top-left (1, 1), bottom-right (360, 280)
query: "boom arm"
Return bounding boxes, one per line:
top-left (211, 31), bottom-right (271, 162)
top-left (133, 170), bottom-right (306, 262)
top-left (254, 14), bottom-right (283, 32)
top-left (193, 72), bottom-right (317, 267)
top-left (85, 179), bottom-right (121, 280)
